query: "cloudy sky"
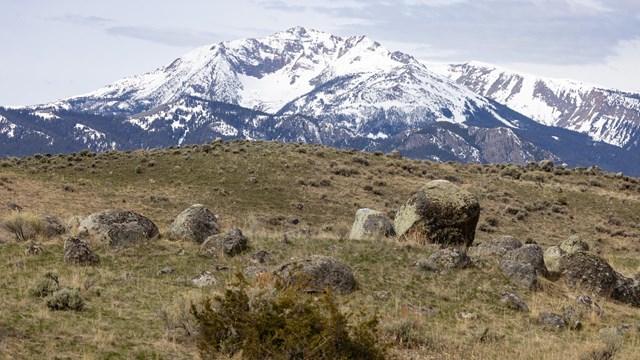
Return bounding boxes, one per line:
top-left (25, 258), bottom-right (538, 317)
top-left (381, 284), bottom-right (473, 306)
top-left (2, 0), bottom-right (640, 105)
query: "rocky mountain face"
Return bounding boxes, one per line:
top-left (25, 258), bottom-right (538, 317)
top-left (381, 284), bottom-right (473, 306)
top-left (1, 28), bottom-right (639, 175)
top-left (428, 61), bottom-right (640, 150)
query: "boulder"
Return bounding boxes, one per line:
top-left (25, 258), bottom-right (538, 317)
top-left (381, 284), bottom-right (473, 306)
top-left (500, 260), bottom-right (538, 290)
top-left (78, 209), bottom-right (159, 246)
top-left (200, 229), bottom-right (248, 257)
top-left (417, 248), bottom-right (471, 273)
top-left (349, 208), bottom-right (395, 240)
top-left (168, 204), bottom-right (219, 243)
top-left (537, 312), bottom-right (567, 331)
top-left (394, 180), bottom-right (480, 246)
top-left (559, 252), bottom-right (617, 297)
top-left (64, 236), bottom-right (99, 265)
top-left (611, 274), bottom-right (640, 307)
top-left (503, 244), bottom-right (549, 278)
top-left (543, 246), bottom-right (566, 273)
top-left (559, 235), bottom-right (589, 254)
top-left (471, 236), bottom-right (522, 257)
top-left (42, 216), bottom-right (66, 238)
top-left (274, 255), bottom-right (356, 294)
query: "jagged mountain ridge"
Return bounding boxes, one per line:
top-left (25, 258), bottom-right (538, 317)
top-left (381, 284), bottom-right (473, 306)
top-left (428, 61), bottom-right (640, 149)
top-left (1, 27), bottom-right (639, 175)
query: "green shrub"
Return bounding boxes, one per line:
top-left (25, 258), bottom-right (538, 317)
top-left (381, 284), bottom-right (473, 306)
top-left (2, 211), bottom-right (45, 241)
top-left (191, 276), bottom-right (384, 360)
top-left (45, 288), bottom-right (85, 311)
top-left (500, 165), bottom-right (522, 180)
top-left (31, 272), bottom-right (60, 298)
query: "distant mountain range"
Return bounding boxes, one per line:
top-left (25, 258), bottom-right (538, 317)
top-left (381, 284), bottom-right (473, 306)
top-left (1, 27), bottom-right (639, 175)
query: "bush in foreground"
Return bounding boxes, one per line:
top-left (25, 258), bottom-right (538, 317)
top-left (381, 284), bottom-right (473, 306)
top-left (191, 276), bottom-right (384, 360)
top-left (2, 211), bottom-right (45, 241)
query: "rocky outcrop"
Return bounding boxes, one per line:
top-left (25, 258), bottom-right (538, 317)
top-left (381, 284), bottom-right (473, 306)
top-left (417, 248), bottom-right (471, 273)
top-left (78, 209), bottom-right (159, 246)
top-left (168, 204), bottom-right (219, 243)
top-left (395, 180), bottom-right (480, 246)
top-left (349, 208), bottom-right (395, 240)
top-left (274, 255), bottom-right (356, 294)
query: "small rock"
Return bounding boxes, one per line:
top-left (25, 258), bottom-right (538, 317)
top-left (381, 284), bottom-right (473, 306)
top-left (560, 235), bottom-right (589, 254)
top-left (500, 292), bottom-right (529, 312)
top-left (282, 228), bottom-right (311, 244)
top-left (288, 217), bottom-right (299, 225)
top-left (457, 311), bottom-right (478, 320)
top-left (374, 290), bottom-right (391, 300)
top-left (243, 266), bottom-right (267, 278)
top-left (63, 237), bottom-right (99, 265)
top-left (537, 312), bottom-right (568, 331)
top-left (7, 203), bottom-right (23, 212)
top-left (576, 295), bottom-right (604, 316)
top-left (470, 236), bottom-right (522, 257)
top-left (192, 271), bottom-right (218, 287)
top-left (417, 248), bottom-right (471, 273)
top-left (25, 242), bottom-right (43, 256)
top-left (157, 267), bottom-right (175, 275)
top-left (120, 273), bottom-right (136, 281)
top-left (251, 250), bottom-right (271, 264)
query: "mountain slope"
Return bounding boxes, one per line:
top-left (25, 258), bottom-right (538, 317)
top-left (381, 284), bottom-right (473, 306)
top-left (428, 61), bottom-right (640, 149)
top-left (2, 27), bottom-right (639, 175)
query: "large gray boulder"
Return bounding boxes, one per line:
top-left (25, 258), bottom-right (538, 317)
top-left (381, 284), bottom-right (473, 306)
top-left (611, 274), bottom-right (640, 307)
top-left (349, 208), bottom-right (395, 240)
top-left (167, 204), bottom-right (219, 243)
top-left (274, 255), bottom-right (356, 294)
top-left (500, 260), bottom-right (539, 290)
top-left (559, 252), bottom-right (617, 297)
top-left (78, 209), bottom-right (159, 246)
top-left (394, 180), bottom-right (480, 246)
top-left (503, 244), bottom-right (549, 278)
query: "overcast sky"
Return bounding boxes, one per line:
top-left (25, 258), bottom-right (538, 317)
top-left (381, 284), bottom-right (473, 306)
top-left (2, 0), bottom-right (640, 106)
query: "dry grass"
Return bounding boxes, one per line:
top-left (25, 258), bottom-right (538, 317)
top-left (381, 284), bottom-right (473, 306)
top-left (0, 141), bottom-right (639, 358)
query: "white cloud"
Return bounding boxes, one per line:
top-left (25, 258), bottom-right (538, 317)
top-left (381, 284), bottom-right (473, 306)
top-left (566, 0), bottom-right (611, 13)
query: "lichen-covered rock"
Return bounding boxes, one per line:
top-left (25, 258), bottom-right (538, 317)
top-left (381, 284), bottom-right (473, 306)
top-left (559, 252), bottom-right (617, 297)
top-left (559, 235), bottom-right (589, 254)
top-left (537, 312), bottom-right (567, 331)
top-left (503, 244), bottom-right (549, 278)
top-left (78, 209), bottom-right (159, 246)
top-left (611, 274), bottom-right (640, 307)
top-left (168, 204), bottom-right (219, 243)
top-left (349, 208), bottom-right (395, 240)
top-left (200, 229), bottom-right (248, 257)
top-left (191, 271), bottom-right (218, 287)
top-left (500, 260), bottom-right (538, 290)
top-left (42, 216), bottom-right (66, 238)
top-left (544, 246), bottom-right (566, 273)
top-left (470, 236), bottom-right (522, 257)
top-left (394, 180), bottom-right (480, 246)
top-left (274, 255), bottom-right (356, 294)
top-left (64, 236), bottom-right (99, 265)
top-left (417, 248), bottom-right (471, 273)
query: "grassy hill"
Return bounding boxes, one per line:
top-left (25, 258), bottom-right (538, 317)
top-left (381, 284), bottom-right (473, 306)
top-left (1, 140), bottom-right (639, 359)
